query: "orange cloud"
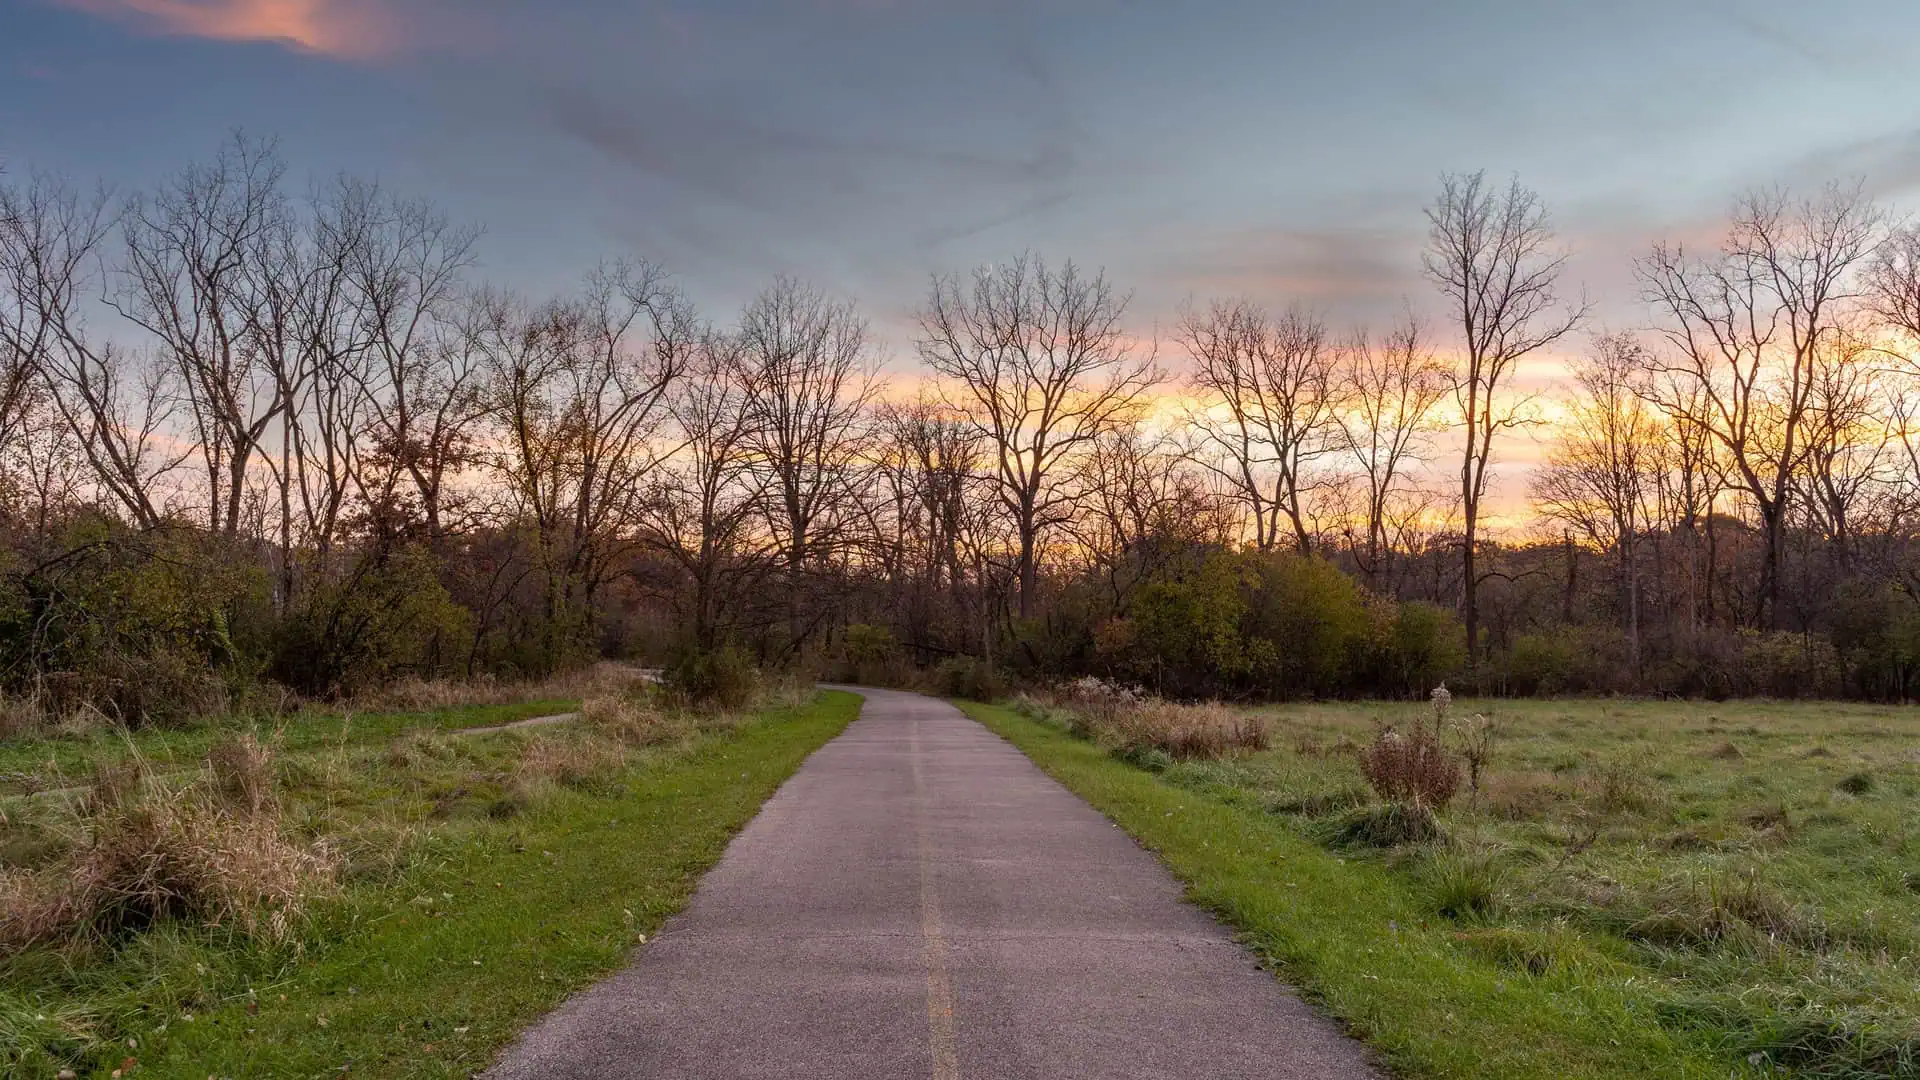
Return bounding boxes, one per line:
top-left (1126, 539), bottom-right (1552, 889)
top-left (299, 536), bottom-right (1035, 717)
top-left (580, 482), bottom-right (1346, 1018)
top-left (59, 0), bottom-right (389, 58)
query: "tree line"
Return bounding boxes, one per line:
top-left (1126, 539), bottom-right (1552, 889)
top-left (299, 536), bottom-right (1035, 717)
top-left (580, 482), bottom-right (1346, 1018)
top-left (6, 134), bottom-right (1920, 721)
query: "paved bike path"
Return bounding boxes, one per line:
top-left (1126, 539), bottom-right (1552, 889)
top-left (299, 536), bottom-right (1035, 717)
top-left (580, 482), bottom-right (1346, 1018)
top-left (485, 687), bottom-right (1381, 1079)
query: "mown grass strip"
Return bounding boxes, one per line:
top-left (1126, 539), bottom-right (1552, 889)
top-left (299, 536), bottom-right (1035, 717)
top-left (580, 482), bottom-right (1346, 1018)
top-left (35, 691), bottom-right (857, 1079)
top-left (962, 701), bottom-right (1753, 1080)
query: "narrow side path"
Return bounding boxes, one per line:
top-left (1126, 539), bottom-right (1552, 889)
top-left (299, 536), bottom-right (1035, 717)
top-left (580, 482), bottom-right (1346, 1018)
top-left (484, 687), bottom-right (1381, 1079)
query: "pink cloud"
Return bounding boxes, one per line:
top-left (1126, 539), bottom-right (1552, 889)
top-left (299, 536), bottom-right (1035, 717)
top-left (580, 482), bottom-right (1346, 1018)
top-left (57, 0), bottom-right (393, 58)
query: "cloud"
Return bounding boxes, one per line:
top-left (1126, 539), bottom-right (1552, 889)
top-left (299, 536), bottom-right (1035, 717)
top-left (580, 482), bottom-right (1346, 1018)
top-left (1776, 126), bottom-right (1920, 201)
top-left (56, 0), bottom-right (393, 58)
top-left (1150, 224), bottom-right (1426, 321)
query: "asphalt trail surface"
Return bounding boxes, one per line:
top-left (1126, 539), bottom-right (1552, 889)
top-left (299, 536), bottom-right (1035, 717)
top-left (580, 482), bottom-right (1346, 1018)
top-left (485, 687), bottom-right (1381, 1079)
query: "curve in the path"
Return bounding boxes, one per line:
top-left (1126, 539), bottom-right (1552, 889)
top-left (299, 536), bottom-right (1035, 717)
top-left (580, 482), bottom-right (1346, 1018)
top-left (484, 686), bottom-right (1382, 1080)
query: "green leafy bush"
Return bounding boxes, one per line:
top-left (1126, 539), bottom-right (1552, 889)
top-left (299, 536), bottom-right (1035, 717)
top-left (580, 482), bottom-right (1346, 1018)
top-left (929, 656), bottom-right (1007, 701)
top-left (270, 544), bottom-right (469, 697)
top-left (665, 645), bottom-right (759, 710)
top-left (1240, 552), bottom-right (1372, 698)
top-left (0, 519), bottom-right (268, 726)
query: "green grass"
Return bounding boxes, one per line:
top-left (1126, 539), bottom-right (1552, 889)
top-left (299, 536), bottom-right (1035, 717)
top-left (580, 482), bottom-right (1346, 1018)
top-left (0, 700), bottom-right (578, 789)
top-left (2, 690), bottom-right (857, 1079)
top-left (961, 697), bottom-right (1920, 1080)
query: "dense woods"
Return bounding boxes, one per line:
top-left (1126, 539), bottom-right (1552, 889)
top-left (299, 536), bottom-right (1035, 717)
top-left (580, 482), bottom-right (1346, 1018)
top-left (8, 135), bottom-right (1920, 724)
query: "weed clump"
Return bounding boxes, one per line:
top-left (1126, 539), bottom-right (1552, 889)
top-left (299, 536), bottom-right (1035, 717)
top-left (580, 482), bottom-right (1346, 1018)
top-left (207, 733), bottom-right (276, 814)
top-left (1479, 771), bottom-right (1572, 821)
top-left (516, 735), bottom-right (630, 794)
top-left (1836, 771), bottom-right (1875, 796)
top-left (582, 692), bottom-right (691, 747)
top-left (1, 745), bottom-right (334, 953)
top-left (1320, 801), bottom-right (1444, 849)
top-left (1585, 754), bottom-right (1659, 816)
top-left (1424, 853), bottom-right (1506, 922)
top-left (1452, 927), bottom-right (1566, 976)
top-left (1611, 868), bottom-right (1826, 951)
top-left (1360, 720), bottom-right (1462, 809)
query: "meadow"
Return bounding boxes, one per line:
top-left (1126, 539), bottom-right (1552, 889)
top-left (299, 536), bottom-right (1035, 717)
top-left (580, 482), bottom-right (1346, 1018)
top-left (0, 677), bottom-right (854, 1078)
top-left (978, 692), bottom-right (1920, 1080)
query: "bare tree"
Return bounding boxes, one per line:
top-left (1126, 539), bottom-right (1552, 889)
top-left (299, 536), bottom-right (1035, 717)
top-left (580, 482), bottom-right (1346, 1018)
top-left (1636, 183), bottom-right (1881, 628)
top-left (0, 173), bottom-right (184, 528)
top-left (735, 277), bottom-right (882, 650)
top-left (116, 133), bottom-right (291, 537)
top-left (342, 180), bottom-right (482, 539)
top-left (1068, 423), bottom-right (1229, 613)
top-left (917, 254), bottom-right (1159, 620)
top-left (1798, 330), bottom-right (1895, 570)
top-left (1866, 220), bottom-right (1920, 352)
top-left (0, 166), bottom-right (37, 468)
top-left (1423, 171), bottom-right (1585, 661)
top-left (640, 332), bottom-right (777, 650)
top-left (479, 262), bottom-right (692, 656)
top-left (1181, 299), bottom-right (1343, 553)
top-left (1337, 315), bottom-right (1447, 585)
top-left (873, 396), bottom-right (986, 653)
top-left (1531, 333), bottom-right (1663, 663)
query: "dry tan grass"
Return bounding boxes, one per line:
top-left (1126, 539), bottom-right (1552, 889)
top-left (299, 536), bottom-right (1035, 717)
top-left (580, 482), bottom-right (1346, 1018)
top-left (1051, 686), bottom-right (1271, 762)
top-left (349, 661), bottom-right (647, 714)
top-left (580, 693), bottom-right (691, 747)
top-left (1114, 701), bottom-right (1271, 760)
top-left (515, 734), bottom-right (630, 792)
top-left (385, 729), bottom-right (458, 772)
top-left (1480, 770), bottom-right (1575, 821)
top-left (0, 692), bottom-right (45, 739)
top-left (207, 733), bottom-right (276, 815)
top-left (1, 741), bottom-right (335, 953)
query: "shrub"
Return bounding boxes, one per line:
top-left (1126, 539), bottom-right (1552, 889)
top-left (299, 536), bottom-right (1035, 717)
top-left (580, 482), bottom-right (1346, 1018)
top-left (1376, 601), bottom-right (1467, 698)
top-left (929, 656), bottom-right (1008, 701)
top-left (1735, 630), bottom-right (1842, 699)
top-left (0, 520), bottom-right (268, 727)
top-left (270, 543), bottom-right (468, 698)
top-left (1123, 550), bottom-right (1247, 695)
top-left (839, 623), bottom-right (904, 685)
top-left (664, 645), bottom-right (759, 710)
top-left (1503, 630), bottom-right (1580, 696)
top-left (1360, 714), bottom-right (1463, 808)
top-left (1241, 552), bottom-right (1372, 697)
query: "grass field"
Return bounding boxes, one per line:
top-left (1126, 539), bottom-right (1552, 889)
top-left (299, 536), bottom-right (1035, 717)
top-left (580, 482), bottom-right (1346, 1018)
top-left (970, 696), bottom-right (1920, 1080)
top-left (1, 687), bottom-right (857, 1079)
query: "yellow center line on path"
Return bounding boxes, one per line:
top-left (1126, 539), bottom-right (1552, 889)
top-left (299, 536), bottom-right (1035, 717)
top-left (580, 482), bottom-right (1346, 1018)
top-left (910, 715), bottom-right (961, 1080)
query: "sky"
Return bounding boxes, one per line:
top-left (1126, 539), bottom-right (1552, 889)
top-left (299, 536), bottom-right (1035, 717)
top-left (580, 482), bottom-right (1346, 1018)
top-left (7, 0), bottom-right (1920, 522)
